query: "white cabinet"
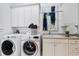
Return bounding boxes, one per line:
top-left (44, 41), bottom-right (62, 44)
top-left (11, 7), bottom-right (25, 27)
top-left (69, 38), bottom-right (79, 56)
top-left (43, 35), bottom-right (69, 56)
top-left (11, 4), bottom-right (40, 27)
top-left (24, 5), bottom-right (40, 27)
top-left (31, 5), bottom-right (39, 26)
top-left (17, 7), bottom-right (25, 26)
top-left (11, 8), bottom-right (18, 26)
top-left (55, 43), bottom-right (68, 56)
top-left (69, 44), bottom-right (79, 56)
top-left (43, 35), bottom-right (79, 56)
top-left (24, 6), bottom-right (32, 27)
top-left (54, 39), bottom-right (68, 56)
top-left (43, 38), bottom-right (54, 56)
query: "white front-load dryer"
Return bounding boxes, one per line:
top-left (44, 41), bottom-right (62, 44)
top-left (21, 35), bottom-right (41, 56)
top-left (0, 34), bottom-right (21, 56)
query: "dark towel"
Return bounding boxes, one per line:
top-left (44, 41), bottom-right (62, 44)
top-left (43, 13), bottom-right (48, 31)
top-left (49, 6), bottom-right (56, 25)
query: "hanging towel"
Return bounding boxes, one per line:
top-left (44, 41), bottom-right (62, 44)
top-left (50, 12), bottom-right (55, 25)
top-left (43, 13), bottom-right (48, 31)
top-left (49, 6), bottom-right (56, 25)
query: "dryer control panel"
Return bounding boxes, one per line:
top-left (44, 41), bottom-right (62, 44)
top-left (33, 36), bottom-right (39, 39)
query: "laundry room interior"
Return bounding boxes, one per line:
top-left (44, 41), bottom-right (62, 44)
top-left (0, 3), bottom-right (79, 56)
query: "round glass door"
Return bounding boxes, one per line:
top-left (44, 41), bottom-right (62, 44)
top-left (1, 40), bottom-right (15, 55)
top-left (23, 40), bottom-right (37, 55)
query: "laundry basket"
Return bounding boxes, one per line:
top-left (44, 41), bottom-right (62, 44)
top-left (31, 29), bottom-right (38, 35)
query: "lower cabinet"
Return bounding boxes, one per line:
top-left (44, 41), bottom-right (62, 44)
top-left (43, 36), bottom-right (79, 56)
top-left (54, 39), bottom-right (68, 56)
top-left (43, 38), bottom-right (69, 56)
top-left (69, 39), bottom-right (79, 56)
top-left (69, 44), bottom-right (79, 56)
top-left (54, 43), bottom-right (68, 56)
top-left (43, 39), bottom-right (54, 56)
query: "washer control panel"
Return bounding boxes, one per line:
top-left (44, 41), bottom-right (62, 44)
top-left (33, 36), bottom-right (39, 39)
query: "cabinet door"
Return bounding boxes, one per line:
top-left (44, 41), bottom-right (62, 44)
top-left (11, 8), bottom-right (18, 26)
top-left (69, 44), bottom-right (79, 56)
top-left (24, 6), bottom-right (32, 27)
top-left (43, 39), bottom-right (54, 56)
top-left (54, 39), bottom-right (68, 56)
top-left (17, 7), bottom-right (25, 26)
top-left (31, 5), bottom-right (40, 26)
top-left (55, 43), bottom-right (68, 56)
top-left (11, 7), bottom-right (25, 27)
top-left (24, 5), bottom-right (39, 27)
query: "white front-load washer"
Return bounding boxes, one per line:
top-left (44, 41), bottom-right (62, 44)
top-left (21, 34), bottom-right (41, 56)
top-left (0, 34), bottom-right (21, 56)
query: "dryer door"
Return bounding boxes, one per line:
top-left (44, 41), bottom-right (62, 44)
top-left (23, 40), bottom-right (37, 56)
top-left (1, 40), bottom-right (16, 55)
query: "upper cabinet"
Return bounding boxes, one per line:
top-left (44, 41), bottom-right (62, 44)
top-left (11, 4), bottom-right (40, 27)
top-left (24, 5), bottom-right (40, 27)
top-left (11, 7), bottom-right (25, 27)
top-left (24, 6), bottom-right (32, 27)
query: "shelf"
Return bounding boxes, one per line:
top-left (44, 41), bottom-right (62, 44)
top-left (40, 11), bottom-right (64, 14)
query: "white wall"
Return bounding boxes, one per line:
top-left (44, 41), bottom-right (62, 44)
top-left (61, 3), bottom-right (78, 34)
top-left (40, 3), bottom-right (79, 34)
top-left (0, 3), bottom-right (11, 37)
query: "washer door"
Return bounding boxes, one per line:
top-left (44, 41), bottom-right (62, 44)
top-left (1, 40), bottom-right (15, 55)
top-left (23, 40), bottom-right (37, 56)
